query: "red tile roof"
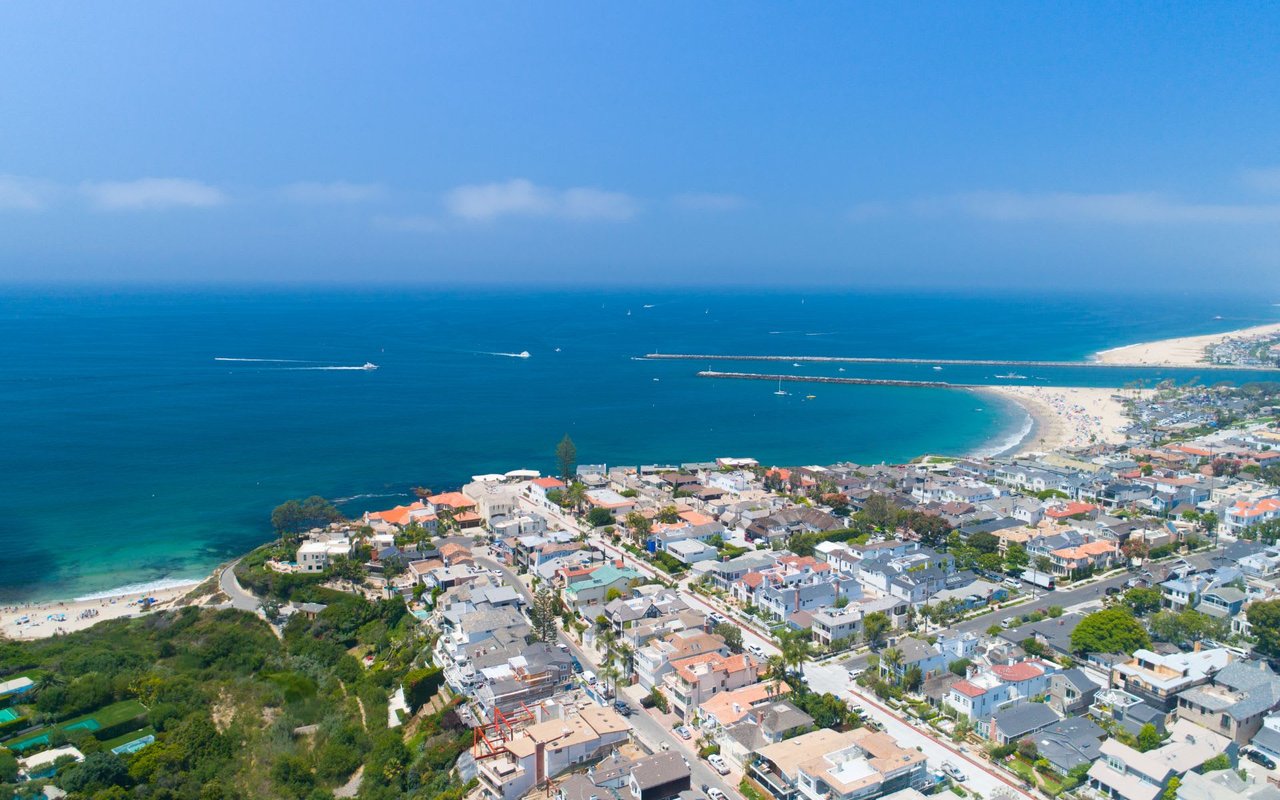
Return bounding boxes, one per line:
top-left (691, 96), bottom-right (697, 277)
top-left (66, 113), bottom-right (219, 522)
top-left (990, 662), bottom-right (1045, 682)
top-left (952, 680), bottom-right (986, 698)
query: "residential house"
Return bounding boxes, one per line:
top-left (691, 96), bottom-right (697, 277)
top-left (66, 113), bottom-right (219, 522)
top-left (1033, 716), bottom-right (1106, 776)
top-left (751, 728), bottom-right (929, 800)
top-left (474, 643), bottom-right (575, 717)
top-left (1048, 668), bottom-right (1099, 716)
top-left (1174, 660), bottom-right (1280, 745)
top-left (661, 652), bottom-right (759, 720)
top-left (1109, 648), bottom-right (1231, 713)
top-left (475, 705), bottom-right (632, 800)
top-left (881, 637), bottom-right (947, 683)
top-left (701, 681), bottom-right (792, 729)
top-left (745, 508), bottom-right (842, 544)
top-left (947, 659), bottom-right (1058, 721)
top-left (987, 702), bottom-right (1061, 745)
top-left (633, 629), bottom-right (729, 690)
top-left (718, 700), bottom-right (815, 768)
top-left (1087, 719), bottom-right (1233, 800)
top-left (562, 563), bottom-right (643, 613)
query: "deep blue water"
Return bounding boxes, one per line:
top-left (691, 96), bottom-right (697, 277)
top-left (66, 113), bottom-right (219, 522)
top-left (2, 286), bottom-right (1277, 600)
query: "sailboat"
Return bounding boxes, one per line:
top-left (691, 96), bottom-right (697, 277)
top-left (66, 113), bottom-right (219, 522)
top-left (773, 378), bottom-right (788, 396)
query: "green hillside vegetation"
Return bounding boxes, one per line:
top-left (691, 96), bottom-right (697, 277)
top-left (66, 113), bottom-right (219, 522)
top-left (0, 590), bottom-right (468, 800)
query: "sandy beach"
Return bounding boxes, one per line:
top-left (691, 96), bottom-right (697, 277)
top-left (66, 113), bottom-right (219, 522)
top-left (980, 385), bottom-right (1145, 456)
top-left (1094, 322), bottom-right (1280, 367)
top-left (0, 580), bottom-right (209, 641)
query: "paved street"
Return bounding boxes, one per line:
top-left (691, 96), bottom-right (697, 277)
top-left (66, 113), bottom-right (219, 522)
top-left (218, 559), bottom-right (261, 611)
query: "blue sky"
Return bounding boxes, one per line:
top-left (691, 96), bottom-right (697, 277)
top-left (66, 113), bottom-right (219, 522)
top-left (3, 2), bottom-right (1280, 288)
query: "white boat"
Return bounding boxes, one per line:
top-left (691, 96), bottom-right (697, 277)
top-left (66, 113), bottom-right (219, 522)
top-left (837, 367), bottom-right (845, 372)
top-left (932, 366), bottom-right (943, 371)
top-left (362, 362), bottom-right (379, 370)
top-left (773, 378), bottom-right (788, 396)
top-left (994, 372), bottom-right (1027, 379)
top-left (516, 351), bottom-right (530, 358)
top-left (792, 362), bottom-right (802, 367)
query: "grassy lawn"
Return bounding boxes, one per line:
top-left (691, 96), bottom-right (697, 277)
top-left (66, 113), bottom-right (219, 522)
top-left (1009, 758), bottom-right (1035, 783)
top-left (101, 726), bottom-right (156, 751)
top-left (1039, 772), bottom-right (1066, 796)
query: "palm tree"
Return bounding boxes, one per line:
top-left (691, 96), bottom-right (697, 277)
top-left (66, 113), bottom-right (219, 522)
top-left (881, 647), bottom-right (903, 679)
top-left (765, 654), bottom-right (788, 682)
top-left (566, 482), bottom-right (588, 516)
top-left (614, 642), bottom-right (634, 685)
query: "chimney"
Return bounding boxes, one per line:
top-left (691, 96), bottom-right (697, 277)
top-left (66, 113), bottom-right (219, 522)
top-left (1193, 640), bottom-right (1201, 653)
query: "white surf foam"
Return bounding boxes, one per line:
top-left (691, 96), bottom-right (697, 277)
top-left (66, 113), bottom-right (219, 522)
top-left (970, 403), bottom-right (1035, 458)
top-left (75, 577), bottom-right (201, 602)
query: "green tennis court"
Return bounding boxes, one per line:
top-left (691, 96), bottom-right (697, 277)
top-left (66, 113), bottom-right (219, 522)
top-left (63, 718), bottom-right (101, 732)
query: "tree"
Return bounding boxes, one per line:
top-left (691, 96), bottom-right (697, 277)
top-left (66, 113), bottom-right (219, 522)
top-left (714, 623), bottom-right (744, 654)
top-left (566, 482), bottom-right (589, 514)
top-left (902, 665), bottom-right (923, 692)
top-left (587, 507), bottom-right (614, 528)
top-left (1020, 637), bottom-right (1047, 658)
top-left (1034, 555), bottom-right (1053, 573)
top-left (605, 587), bottom-right (623, 602)
top-left (556, 434), bottom-right (577, 480)
top-left (624, 511), bottom-right (652, 544)
top-left (977, 552), bottom-right (1005, 574)
top-left (656, 505), bottom-right (680, 524)
top-left (1201, 753), bottom-right (1231, 772)
top-left (969, 532), bottom-right (1000, 555)
top-left (1135, 723), bottom-right (1161, 752)
top-left (1005, 543), bottom-right (1029, 575)
top-left (1122, 587), bottom-right (1163, 615)
top-left (861, 493), bottom-right (901, 531)
top-left (1149, 609), bottom-right (1227, 647)
top-left (648, 686), bottom-right (669, 713)
top-left (271, 495), bottom-right (342, 536)
top-left (864, 612), bottom-right (891, 649)
top-left (1162, 776), bottom-right (1180, 800)
top-left (1070, 608), bottom-right (1151, 655)
top-left (59, 752), bottom-right (131, 795)
top-left (1249, 600), bottom-right (1280, 658)
top-left (949, 658), bottom-right (971, 677)
top-left (528, 587), bottom-right (560, 643)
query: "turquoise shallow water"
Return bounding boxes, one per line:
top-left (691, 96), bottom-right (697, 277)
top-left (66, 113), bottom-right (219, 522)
top-left (1, 286), bottom-right (1276, 600)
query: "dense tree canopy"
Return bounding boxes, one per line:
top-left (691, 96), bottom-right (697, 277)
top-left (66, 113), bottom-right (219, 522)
top-left (1070, 608), bottom-right (1151, 655)
top-left (270, 496), bottom-right (343, 534)
top-left (1248, 600), bottom-right (1280, 658)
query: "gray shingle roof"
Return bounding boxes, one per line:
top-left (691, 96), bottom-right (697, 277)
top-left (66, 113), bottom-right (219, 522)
top-left (992, 702), bottom-right (1060, 739)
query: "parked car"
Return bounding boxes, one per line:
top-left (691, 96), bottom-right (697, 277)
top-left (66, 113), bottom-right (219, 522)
top-left (707, 754), bottom-right (730, 775)
top-left (676, 725), bottom-right (693, 740)
top-left (582, 670), bottom-right (597, 686)
top-left (1104, 586), bottom-right (1121, 596)
top-left (1247, 749), bottom-right (1277, 769)
top-left (613, 700), bottom-right (633, 716)
top-left (708, 612), bottom-right (726, 624)
top-left (746, 643), bottom-right (765, 657)
top-left (1002, 578), bottom-right (1021, 590)
top-left (707, 788), bottom-right (729, 800)
top-left (942, 762), bottom-right (967, 782)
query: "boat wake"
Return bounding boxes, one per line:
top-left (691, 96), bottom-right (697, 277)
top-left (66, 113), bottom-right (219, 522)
top-left (485, 351), bottom-right (531, 359)
top-left (214, 357), bottom-right (318, 363)
top-left (285, 365), bottom-right (375, 371)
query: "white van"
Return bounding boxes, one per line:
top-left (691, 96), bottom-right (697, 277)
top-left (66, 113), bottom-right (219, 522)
top-left (582, 670), bottom-right (597, 686)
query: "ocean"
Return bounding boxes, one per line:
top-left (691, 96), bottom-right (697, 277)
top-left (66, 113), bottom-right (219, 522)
top-left (2, 286), bottom-right (1276, 601)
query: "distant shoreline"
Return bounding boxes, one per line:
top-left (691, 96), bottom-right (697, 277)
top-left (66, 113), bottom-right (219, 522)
top-left (1093, 321), bottom-right (1280, 368)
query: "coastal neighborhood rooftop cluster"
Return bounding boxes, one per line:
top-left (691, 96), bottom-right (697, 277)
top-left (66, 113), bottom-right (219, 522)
top-left (2, 324), bottom-right (1280, 800)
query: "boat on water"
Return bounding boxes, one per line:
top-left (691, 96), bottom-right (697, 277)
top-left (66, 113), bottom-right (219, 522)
top-left (805, 394), bottom-right (816, 400)
top-left (994, 372), bottom-right (1027, 379)
top-left (837, 367), bottom-right (845, 372)
top-left (773, 378), bottom-right (788, 396)
top-left (792, 362), bottom-right (802, 367)
top-left (932, 366), bottom-right (943, 370)
top-left (362, 362), bottom-right (379, 370)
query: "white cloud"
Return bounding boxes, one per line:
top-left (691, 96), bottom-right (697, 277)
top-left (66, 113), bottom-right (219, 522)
top-left (279, 181), bottom-right (386, 204)
top-left (671, 192), bottom-right (746, 212)
top-left (851, 189), bottom-right (1280, 225)
top-left (444, 178), bottom-right (637, 222)
top-left (0, 175), bottom-right (53, 210)
top-left (80, 178), bottom-right (226, 211)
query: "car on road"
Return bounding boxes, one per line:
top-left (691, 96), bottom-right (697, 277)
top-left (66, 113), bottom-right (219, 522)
top-left (746, 643), bottom-right (765, 657)
top-left (1104, 586), bottom-right (1121, 596)
top-left (707, 754), bottom-right (730, 775)
top-left (942, 762), bottom-right (967, 782)
top-left (850, 705), bottom-right (866, 716)
top-left (613, 700), bottom-right (633, 716)
top-left (676, 725), bottom-right (693, 740)
top-left (708, 612), bottom-right (726, 624)
top-left (1246, 749), bottom-right (1277, 769)
top-left (706, 788), bottom-right (729, 800)
top-left (847, 667), bottom-right (863, 679)
top-left (1002, 578), bottom-right (1021, 589)
top-left (582, 670), bottom-right (597, 685)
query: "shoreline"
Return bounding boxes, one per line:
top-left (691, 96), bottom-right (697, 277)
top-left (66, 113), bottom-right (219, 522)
top-left (0, 579), bottom-right (208, 641)
top-left (1093, 321), bottom-right (1280, 367)
top-left (973, 385), bottom-right (1143, 457)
